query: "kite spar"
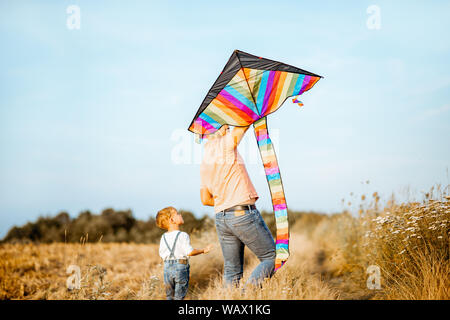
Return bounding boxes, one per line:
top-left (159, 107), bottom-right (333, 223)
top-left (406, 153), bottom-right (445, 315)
top-left (188, 50), bottom-right (322, 271)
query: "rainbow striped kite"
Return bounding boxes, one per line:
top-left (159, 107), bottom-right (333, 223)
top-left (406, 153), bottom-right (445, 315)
top-left (188, 50), bottom-right (322, 271)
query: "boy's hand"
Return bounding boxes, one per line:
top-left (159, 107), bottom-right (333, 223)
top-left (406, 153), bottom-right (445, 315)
top-left (203, 244), bottom-right (214, 254)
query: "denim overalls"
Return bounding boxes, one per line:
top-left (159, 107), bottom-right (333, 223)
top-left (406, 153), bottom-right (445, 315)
top-left (162, 231), bottom-right (190, 300)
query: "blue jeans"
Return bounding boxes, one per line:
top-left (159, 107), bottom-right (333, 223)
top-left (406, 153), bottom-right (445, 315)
top-left (163, 261), bottom-right (190, 300)
top-left (215, 207), bottom-right (276, 287)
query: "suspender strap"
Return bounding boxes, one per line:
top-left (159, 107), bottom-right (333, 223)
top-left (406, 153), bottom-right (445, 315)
top-left (163, 231), bottom-right (181, 260)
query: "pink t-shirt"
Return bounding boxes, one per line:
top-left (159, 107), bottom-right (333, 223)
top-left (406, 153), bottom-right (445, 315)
top-left (200, 130), bottom-right (259, 213)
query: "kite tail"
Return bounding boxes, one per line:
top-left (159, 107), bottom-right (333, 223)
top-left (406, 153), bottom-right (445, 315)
top-left (253, 117), bottom-right (289, 272)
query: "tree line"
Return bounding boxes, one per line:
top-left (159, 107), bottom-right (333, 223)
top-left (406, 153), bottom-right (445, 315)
top-left (1, 208), bottom-right (213, 244)
top-left (1, 207), bottom-right (330, 244)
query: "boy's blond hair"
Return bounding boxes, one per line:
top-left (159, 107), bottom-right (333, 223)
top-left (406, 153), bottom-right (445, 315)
top-left (156, 206), bottom-right (177, 230)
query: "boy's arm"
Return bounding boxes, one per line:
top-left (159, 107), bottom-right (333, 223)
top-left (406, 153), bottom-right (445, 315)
top-left (188, 244), bottom-right (213, 256)
top-left (188, 248), bottom-right (205, 256)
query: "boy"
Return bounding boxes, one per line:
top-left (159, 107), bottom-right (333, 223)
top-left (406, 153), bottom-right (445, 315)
top-left (156, 206), bottom-right (213, 300)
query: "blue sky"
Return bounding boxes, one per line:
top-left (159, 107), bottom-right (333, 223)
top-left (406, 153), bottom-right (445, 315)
top-left (1, 0), bottom-right (449, 238)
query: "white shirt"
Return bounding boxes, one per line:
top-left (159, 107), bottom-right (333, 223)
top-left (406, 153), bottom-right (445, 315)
top-left (159, 231), bottom-right (194, 260)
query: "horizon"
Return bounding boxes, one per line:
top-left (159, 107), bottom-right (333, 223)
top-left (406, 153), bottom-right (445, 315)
top-left (1, 0), bottom-right (449, 238)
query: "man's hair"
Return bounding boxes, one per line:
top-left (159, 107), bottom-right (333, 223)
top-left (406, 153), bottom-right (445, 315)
top-left (156, 206), bottom-right (177, 230)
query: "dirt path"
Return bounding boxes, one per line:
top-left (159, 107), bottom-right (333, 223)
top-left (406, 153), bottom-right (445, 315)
top-left (188, 232), bottom-right (377, 300)
top-left (310, 249), bottom-right (377, 300)
top-left (289, 233), bottom-right (377, 300)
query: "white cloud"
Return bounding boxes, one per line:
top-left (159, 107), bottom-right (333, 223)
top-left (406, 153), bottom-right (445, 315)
top-left (408, 104), bottom-right (450, 124)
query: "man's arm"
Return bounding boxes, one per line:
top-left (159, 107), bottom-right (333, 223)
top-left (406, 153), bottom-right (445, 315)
top-left (200, 187), bottom-right (214, 206)
top-left (230, 125), bottom-right (251, 149)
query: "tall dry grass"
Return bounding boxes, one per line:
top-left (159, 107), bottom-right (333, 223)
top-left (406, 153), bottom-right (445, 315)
top-left (307, 183), bottom-right (450, 300)
top-left (356, 185), bottom-right (449, 299)
top-left (0, 242), bottom-right (168, 300)
top-left (0, 183), bottom-right (448, 300)
top-left (192, 232), bottom-right (339, 300)
top-left (0, 230), bottom-right (339, 300)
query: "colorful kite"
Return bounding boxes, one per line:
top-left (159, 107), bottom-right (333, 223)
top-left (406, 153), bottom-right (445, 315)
top-left (188, 50), bottom-right (322, 271)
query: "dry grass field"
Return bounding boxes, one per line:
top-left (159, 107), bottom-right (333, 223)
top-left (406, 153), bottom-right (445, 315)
top-left (1, 185), bottom-right (448, 300)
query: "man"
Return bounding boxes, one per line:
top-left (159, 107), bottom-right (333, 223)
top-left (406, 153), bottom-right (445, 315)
top-left (200, 124), bottom-right (276, 287)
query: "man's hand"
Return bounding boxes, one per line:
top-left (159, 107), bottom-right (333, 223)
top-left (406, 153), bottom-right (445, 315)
top-left (200, 187), bottom-right (214, 206)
